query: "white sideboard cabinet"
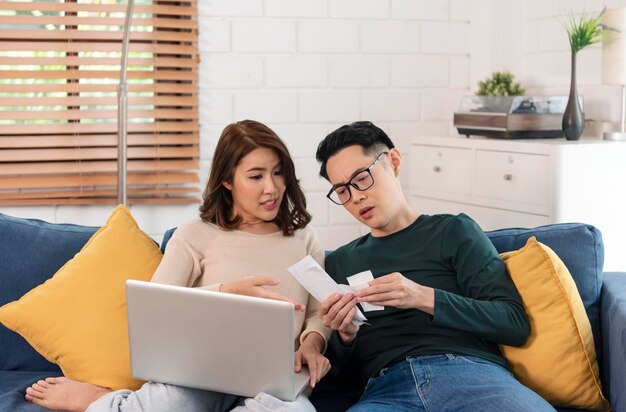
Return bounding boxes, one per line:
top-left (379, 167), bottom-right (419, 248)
top-left (409, 136), bottom-right (626, 271)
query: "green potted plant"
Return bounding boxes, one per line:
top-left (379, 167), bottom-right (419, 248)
top-left (476, 70), bottom-right (525, 96)
top-left (562, 8), bottom-right (611, 140)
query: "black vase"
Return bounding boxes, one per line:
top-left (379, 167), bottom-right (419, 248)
top-left (562, 52), bottom-right (585, 140)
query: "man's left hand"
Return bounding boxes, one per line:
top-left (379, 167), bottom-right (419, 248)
top-left (357, 272), bottom-right (435, 315)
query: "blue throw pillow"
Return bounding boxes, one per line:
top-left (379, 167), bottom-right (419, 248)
top-left (0, 213), bottom-right (98, 372)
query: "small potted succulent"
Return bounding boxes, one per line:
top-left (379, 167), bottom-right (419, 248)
top-left (476, 70), bottom-right (525, 96)
top-left (472, 71), bottom-right (525, 113)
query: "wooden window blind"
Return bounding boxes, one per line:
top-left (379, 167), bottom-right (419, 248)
top-left (0, 0), bottom-right (200, 205)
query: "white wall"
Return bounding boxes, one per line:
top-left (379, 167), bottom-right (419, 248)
top-left (196, 0), bottom-right (473, 249)
top-left (4, 0), bottom-right (625, 250)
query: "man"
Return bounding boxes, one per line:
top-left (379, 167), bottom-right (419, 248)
top-left (314, 121), bottom-right (555, 411)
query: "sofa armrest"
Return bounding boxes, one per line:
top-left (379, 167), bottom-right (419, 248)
top-left (601, 272), bottom-right (626, 411)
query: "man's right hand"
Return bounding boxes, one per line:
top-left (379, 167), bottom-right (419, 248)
top-left (320, 293), bottom-right (360, 345)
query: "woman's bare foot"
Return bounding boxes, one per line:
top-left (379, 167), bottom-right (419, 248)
top-left (25, 377), bottom-right (111, 412)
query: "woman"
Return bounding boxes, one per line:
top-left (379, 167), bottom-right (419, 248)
top-left (24, 120), bottom-right (331, 412)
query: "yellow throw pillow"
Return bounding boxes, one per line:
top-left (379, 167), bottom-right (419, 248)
top-left (0, 205), bottom-right (162, 391)
top-left (500, 237), bottom-right (610, 411)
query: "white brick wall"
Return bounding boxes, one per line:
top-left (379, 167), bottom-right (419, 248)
top-left (198, 0), bottom-right (263, 17)
top-left (391, 0), bottom-right (450, 20)
top-left (19, 0), bottom-right (621, 251)
top-left (201, 55), bottom-right (263, 88)
top-left (265, 0), bottom-right (327, 18)
top-left (361, 90), bottom-right (421, 121)
top-left (328, 56), bottom-right (390, 88)
top-left (233, 91), bottom-right (298, 122)
top-left (329, 0), bottom-right (389, 19)
top-left (197, 19), bottom-right (230, 53)
top-left (182, 1), bottom-right (473, 249)
top-left (265, 56), bottom-right (327, 88)
top-left (361, 21), bottom-right (421, 53)
top-left (298, 20), bottom-right (360, 53)
top-left (450, 55), bottom-right (470, 88)
top-left (232, 21), bottom-right (296, 52)
top-left (299, 91), bottom-right (360, 122)
top-left (198, 91), bottom-right (233, 124)
top-left (421, 22), bottom-right (469, 55)
top-left (391, 55), bottom-right (449, 87)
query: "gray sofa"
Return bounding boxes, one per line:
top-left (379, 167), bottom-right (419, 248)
top-left (1, 213), bottom-right (625, 411)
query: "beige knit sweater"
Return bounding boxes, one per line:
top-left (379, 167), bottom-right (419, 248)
top-left (151, 219), bottom-right (330, 348)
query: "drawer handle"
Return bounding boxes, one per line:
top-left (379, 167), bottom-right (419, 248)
top-left (433, 166), bottom-right (442, 172)
top-left (503, 174), bottom-right (513, 181)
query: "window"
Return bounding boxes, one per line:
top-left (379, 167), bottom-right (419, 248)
top-left (0, 0), bottom-right (199, 204)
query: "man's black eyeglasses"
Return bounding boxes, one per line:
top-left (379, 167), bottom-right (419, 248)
top-left (326, 152), bottom-right (388, 205)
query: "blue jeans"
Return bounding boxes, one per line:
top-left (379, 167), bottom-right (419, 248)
top-left (348, 354), bottom-right (556, 412)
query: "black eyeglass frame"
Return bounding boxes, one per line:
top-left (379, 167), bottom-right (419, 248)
top-left (326, 151), bottom-right (389, 205)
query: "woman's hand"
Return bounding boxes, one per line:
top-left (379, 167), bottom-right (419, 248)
top-left (320, 293), bottom-right (360, 345)
top-left (220, 276), bottom-right (305, 311)
top-left (294, 332), bottom-right (330, 388)
top-left (357, 272), bottom-right (435, 315)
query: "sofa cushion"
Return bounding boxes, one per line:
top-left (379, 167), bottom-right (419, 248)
top-left (0, 205), bottom-right (162, 391)
top-left (499, 237), bottom-right (609, 411)
top-left (0, 371), bottom-right (58, 412)
top-left (0, 213), bottom-right (97, 372)
top-left (486, 223), bottom-right (604, 365)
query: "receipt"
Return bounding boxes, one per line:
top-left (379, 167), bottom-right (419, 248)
top-left (287, 255), bottom-right (367, 325)
top-left (347, 271), bottom-right (384, 312)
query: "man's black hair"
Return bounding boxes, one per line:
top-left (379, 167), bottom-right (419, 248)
top-left (315, 121), bottom-right (395, 180)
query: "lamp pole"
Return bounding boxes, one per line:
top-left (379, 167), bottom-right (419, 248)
top-left (117, 0), bottom-right (134, 205)
top-left (602, 7), bottom-right (626, 140)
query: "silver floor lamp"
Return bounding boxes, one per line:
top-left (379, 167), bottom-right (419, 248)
top-left (117, 0), bottom-right (134, 205)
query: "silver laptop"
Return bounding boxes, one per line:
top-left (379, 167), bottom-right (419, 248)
top-left (125, 279), bottom-right (310, 401)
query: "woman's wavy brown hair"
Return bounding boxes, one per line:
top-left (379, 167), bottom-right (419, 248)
top-left (199, 120), bottom-right (311, 236)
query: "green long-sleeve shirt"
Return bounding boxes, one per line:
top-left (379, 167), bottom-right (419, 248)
top-left (325, 213), bottom-right (530, 381)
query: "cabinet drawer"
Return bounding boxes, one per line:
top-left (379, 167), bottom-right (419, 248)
top-left (410, 145), bottom-right (472, 195)
top-left (409, 196), bottom-right (550, 231)
top-left (475, 150), bottom-right (549, 205)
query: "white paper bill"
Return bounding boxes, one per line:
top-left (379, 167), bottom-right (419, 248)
top-left (287, 255), bottom-right (368, 325)
top-left (347, 270), bottom-right (384, 312)
top-left (336, 283), bottom-right (382, 312)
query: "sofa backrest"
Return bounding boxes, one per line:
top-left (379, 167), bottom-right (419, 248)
top-left (486, 223), bottom-right (604, 366)
top-left (3, 218), bottom-right (601, 373)
top-left (0, 213), bottom-right (98, 372)
top-left (161, 227), bottom-right (177, 255)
